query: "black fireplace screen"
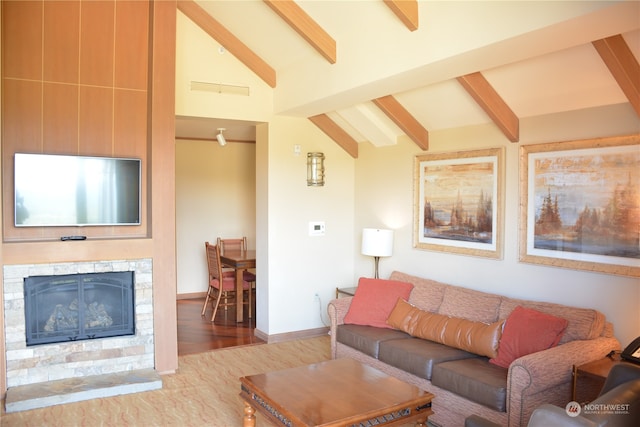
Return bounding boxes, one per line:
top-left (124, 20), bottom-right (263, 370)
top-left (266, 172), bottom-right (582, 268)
top-left (24, 271), bottom-right (135, 346)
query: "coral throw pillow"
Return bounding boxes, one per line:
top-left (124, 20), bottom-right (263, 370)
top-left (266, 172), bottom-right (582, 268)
top-left (343, 277), bottom-right (414, 329)
top-left (490, 305), bottom-right (568, 368)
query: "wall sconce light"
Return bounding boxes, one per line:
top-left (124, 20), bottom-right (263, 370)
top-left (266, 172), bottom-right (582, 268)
top-left (216, 128), bottom-right (227, 146)
top-left (307, 152), bottom-right (325, 186)
top-left (361, 228), bottom-right (394, 279)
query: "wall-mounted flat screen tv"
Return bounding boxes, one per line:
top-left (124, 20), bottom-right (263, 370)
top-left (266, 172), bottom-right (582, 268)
top-left (14, 153), bottom-right (141, 227)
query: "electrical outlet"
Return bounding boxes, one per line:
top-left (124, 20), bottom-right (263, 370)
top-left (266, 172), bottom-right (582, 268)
top-left (313, 293), bottom-right (320, 301)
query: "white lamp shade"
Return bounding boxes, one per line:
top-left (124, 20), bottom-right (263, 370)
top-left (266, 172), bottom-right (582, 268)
top-left (361, 228), bottom-right (393, 257)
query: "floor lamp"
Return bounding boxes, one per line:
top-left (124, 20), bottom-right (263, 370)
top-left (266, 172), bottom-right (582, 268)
top-left (361, 228), bottom-right (394, 279)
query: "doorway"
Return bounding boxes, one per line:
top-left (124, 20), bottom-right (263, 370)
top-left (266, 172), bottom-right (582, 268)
top-left (175, 118), bottom-right (257, 353)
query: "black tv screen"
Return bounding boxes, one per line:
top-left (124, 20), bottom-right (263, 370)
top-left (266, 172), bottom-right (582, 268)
top-left (14, 153), bottom-right (141, 227)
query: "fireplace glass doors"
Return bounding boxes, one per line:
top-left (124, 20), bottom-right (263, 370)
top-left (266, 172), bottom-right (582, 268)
top-left (24, 271), bottom-right (135, 346)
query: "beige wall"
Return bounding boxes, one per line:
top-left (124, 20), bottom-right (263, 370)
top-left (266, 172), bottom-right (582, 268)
top-left (175, 11), bottom-right (356, 336)
top-left (176, 140), bottom-right (256, 295)
top-left (174, 116), bottom-right (356, 335)
top-left (261, 116), bottom-right (355, 335)
top-left (354, 103), bottom-right (640, 347)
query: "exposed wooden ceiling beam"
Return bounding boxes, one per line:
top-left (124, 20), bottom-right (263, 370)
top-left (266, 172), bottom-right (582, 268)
top-left (383, 0), bottom-right (418, 31)
top-left (308, 114), bottom-right (358, 158)
top-left (264, 0), bottom-right (336, 64)
top-left (177, 0), bottom-right (276, 88)
top-left (457, 72), bottom-right (519, 142)
top-left (373, 95), bottom-right (428, 150)
top-left (593, 34), bottom-right (640, 117)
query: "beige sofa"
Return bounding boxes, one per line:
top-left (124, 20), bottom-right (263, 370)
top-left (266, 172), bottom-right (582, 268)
top-left (327, 271), bottom-right (620, 427)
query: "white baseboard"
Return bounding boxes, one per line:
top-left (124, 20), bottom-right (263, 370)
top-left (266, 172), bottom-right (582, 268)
top-left (254, 326), bottom-right (329, 344)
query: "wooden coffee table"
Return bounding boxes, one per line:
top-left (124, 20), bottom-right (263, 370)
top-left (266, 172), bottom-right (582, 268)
top-left (239, 358), bottom-right (434, 427)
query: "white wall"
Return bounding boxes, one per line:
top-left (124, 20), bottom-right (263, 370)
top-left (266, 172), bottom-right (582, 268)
top-left (260, 116), bottom-right (355, 335)
top-left (175, 140), bottom-right (256, 295)
top-left (354, 103), bottom-right (640, 347)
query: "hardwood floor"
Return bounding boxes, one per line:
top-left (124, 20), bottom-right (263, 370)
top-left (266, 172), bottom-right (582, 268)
top-left (177, 296), bottom-right (265, 356)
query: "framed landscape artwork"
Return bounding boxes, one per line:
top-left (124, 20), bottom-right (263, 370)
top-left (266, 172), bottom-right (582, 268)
top-left (414, 147), bottom-right (504, 259)
top-left (520, 134), bottom-right (640, 277)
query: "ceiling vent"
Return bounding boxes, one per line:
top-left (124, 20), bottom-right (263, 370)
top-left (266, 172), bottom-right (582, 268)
top-left (190, 81), bottom-right (250, 96)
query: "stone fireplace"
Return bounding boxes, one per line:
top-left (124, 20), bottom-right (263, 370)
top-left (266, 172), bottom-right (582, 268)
top-left (3, 259), bottom-right (155, 392)
top-left (23, 271), bottom-right (136, 346)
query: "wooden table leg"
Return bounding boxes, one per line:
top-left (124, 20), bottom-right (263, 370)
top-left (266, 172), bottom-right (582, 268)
top-left (236, 268), bottom-right (245, 322)
top-left (243, 401), bottom-right (256, 427)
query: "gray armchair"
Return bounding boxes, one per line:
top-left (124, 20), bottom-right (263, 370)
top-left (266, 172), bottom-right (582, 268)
top-left (466, 363), bottom-right (640, 427)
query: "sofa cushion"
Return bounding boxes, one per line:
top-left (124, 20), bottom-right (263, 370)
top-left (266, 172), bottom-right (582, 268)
top-left (387, 298), bottom-right (504, 358)
top-left (389, 271), bottom-right (447, 313)
top-left (343, 277), bottom-right (414, 329)
top-left (378, 337), bottom-right (479, 380)
top-left (438, 285), bottom-right (501, 323)
top-left (490, 305), bottom-right (568, 368)
top-left (336, 324), bottom-right (411, 358)
top-left (432, 358), bottom-right (509, 412)
top-left (499, 297), bottom-right (605, 344)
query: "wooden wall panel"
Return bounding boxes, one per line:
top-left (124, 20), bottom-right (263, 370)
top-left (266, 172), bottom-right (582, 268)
top-left (1, 0), bottom-right (174, 394)
top-left (78, 86), bottom-right (113, 156)
top-left (2, 1), bottom-right (42, 80)
top-left (2, 79), bottom-right (43, 241)
top-left (114, 89), bottom-right (147, 158)
top-left (115, 1), bottom-right (149, 90)
top-left (2, 0), bottom-right (151, 241)
top-left (44, 1), bottom-right (80, 83)
top-left (80, 1), bottom-right (114, 87)
top-left (2, 80), bottom-right (42, 152)
top-left (43, 83), bottom-right (79, 154)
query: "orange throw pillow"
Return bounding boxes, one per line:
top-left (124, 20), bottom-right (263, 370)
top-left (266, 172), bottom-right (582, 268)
top-left (387, 298), bottom-right (504, 358)
top-left (343, 277), bottom-right (414, 329)
top-left (490, 305), bottom-right (568, 368)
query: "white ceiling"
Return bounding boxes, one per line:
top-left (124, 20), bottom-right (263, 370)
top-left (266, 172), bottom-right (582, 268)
top-left (175, 1), bottom-right (640, 147)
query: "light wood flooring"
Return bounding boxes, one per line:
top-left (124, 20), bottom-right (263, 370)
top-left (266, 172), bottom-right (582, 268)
top-left (177, 296), bottom-right (264, 356)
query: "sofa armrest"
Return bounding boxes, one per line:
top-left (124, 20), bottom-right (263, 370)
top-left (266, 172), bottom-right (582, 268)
top-left (509, 336), bottom-right (621, 396)
top-left (327, 297), bottom-right (353, 358)
top-left (327, 297), bottom-right (353, 326)
top-left (528, 404), bottom-right (598, 427)
top-left (507, 336), bottom-right (620, 426)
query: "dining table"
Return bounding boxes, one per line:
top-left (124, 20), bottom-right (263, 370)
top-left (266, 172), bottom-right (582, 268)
top-left (219, 249), bottom-right (256, 322)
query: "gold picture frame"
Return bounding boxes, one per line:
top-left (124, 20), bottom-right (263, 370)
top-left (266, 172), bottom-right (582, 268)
top-left (519, 134), bottom-right (640, 277)
top-left (414, 147), bottom-right (504, 259)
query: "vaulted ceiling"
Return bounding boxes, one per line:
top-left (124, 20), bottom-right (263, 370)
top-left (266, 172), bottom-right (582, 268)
top-left (174, 0), bottom-right (640, 157)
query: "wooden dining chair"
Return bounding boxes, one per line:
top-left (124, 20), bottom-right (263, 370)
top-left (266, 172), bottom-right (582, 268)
top-left (202, 241), bottom-right (252, 322)
top-left (217, 236), bottom-right (248, 253)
